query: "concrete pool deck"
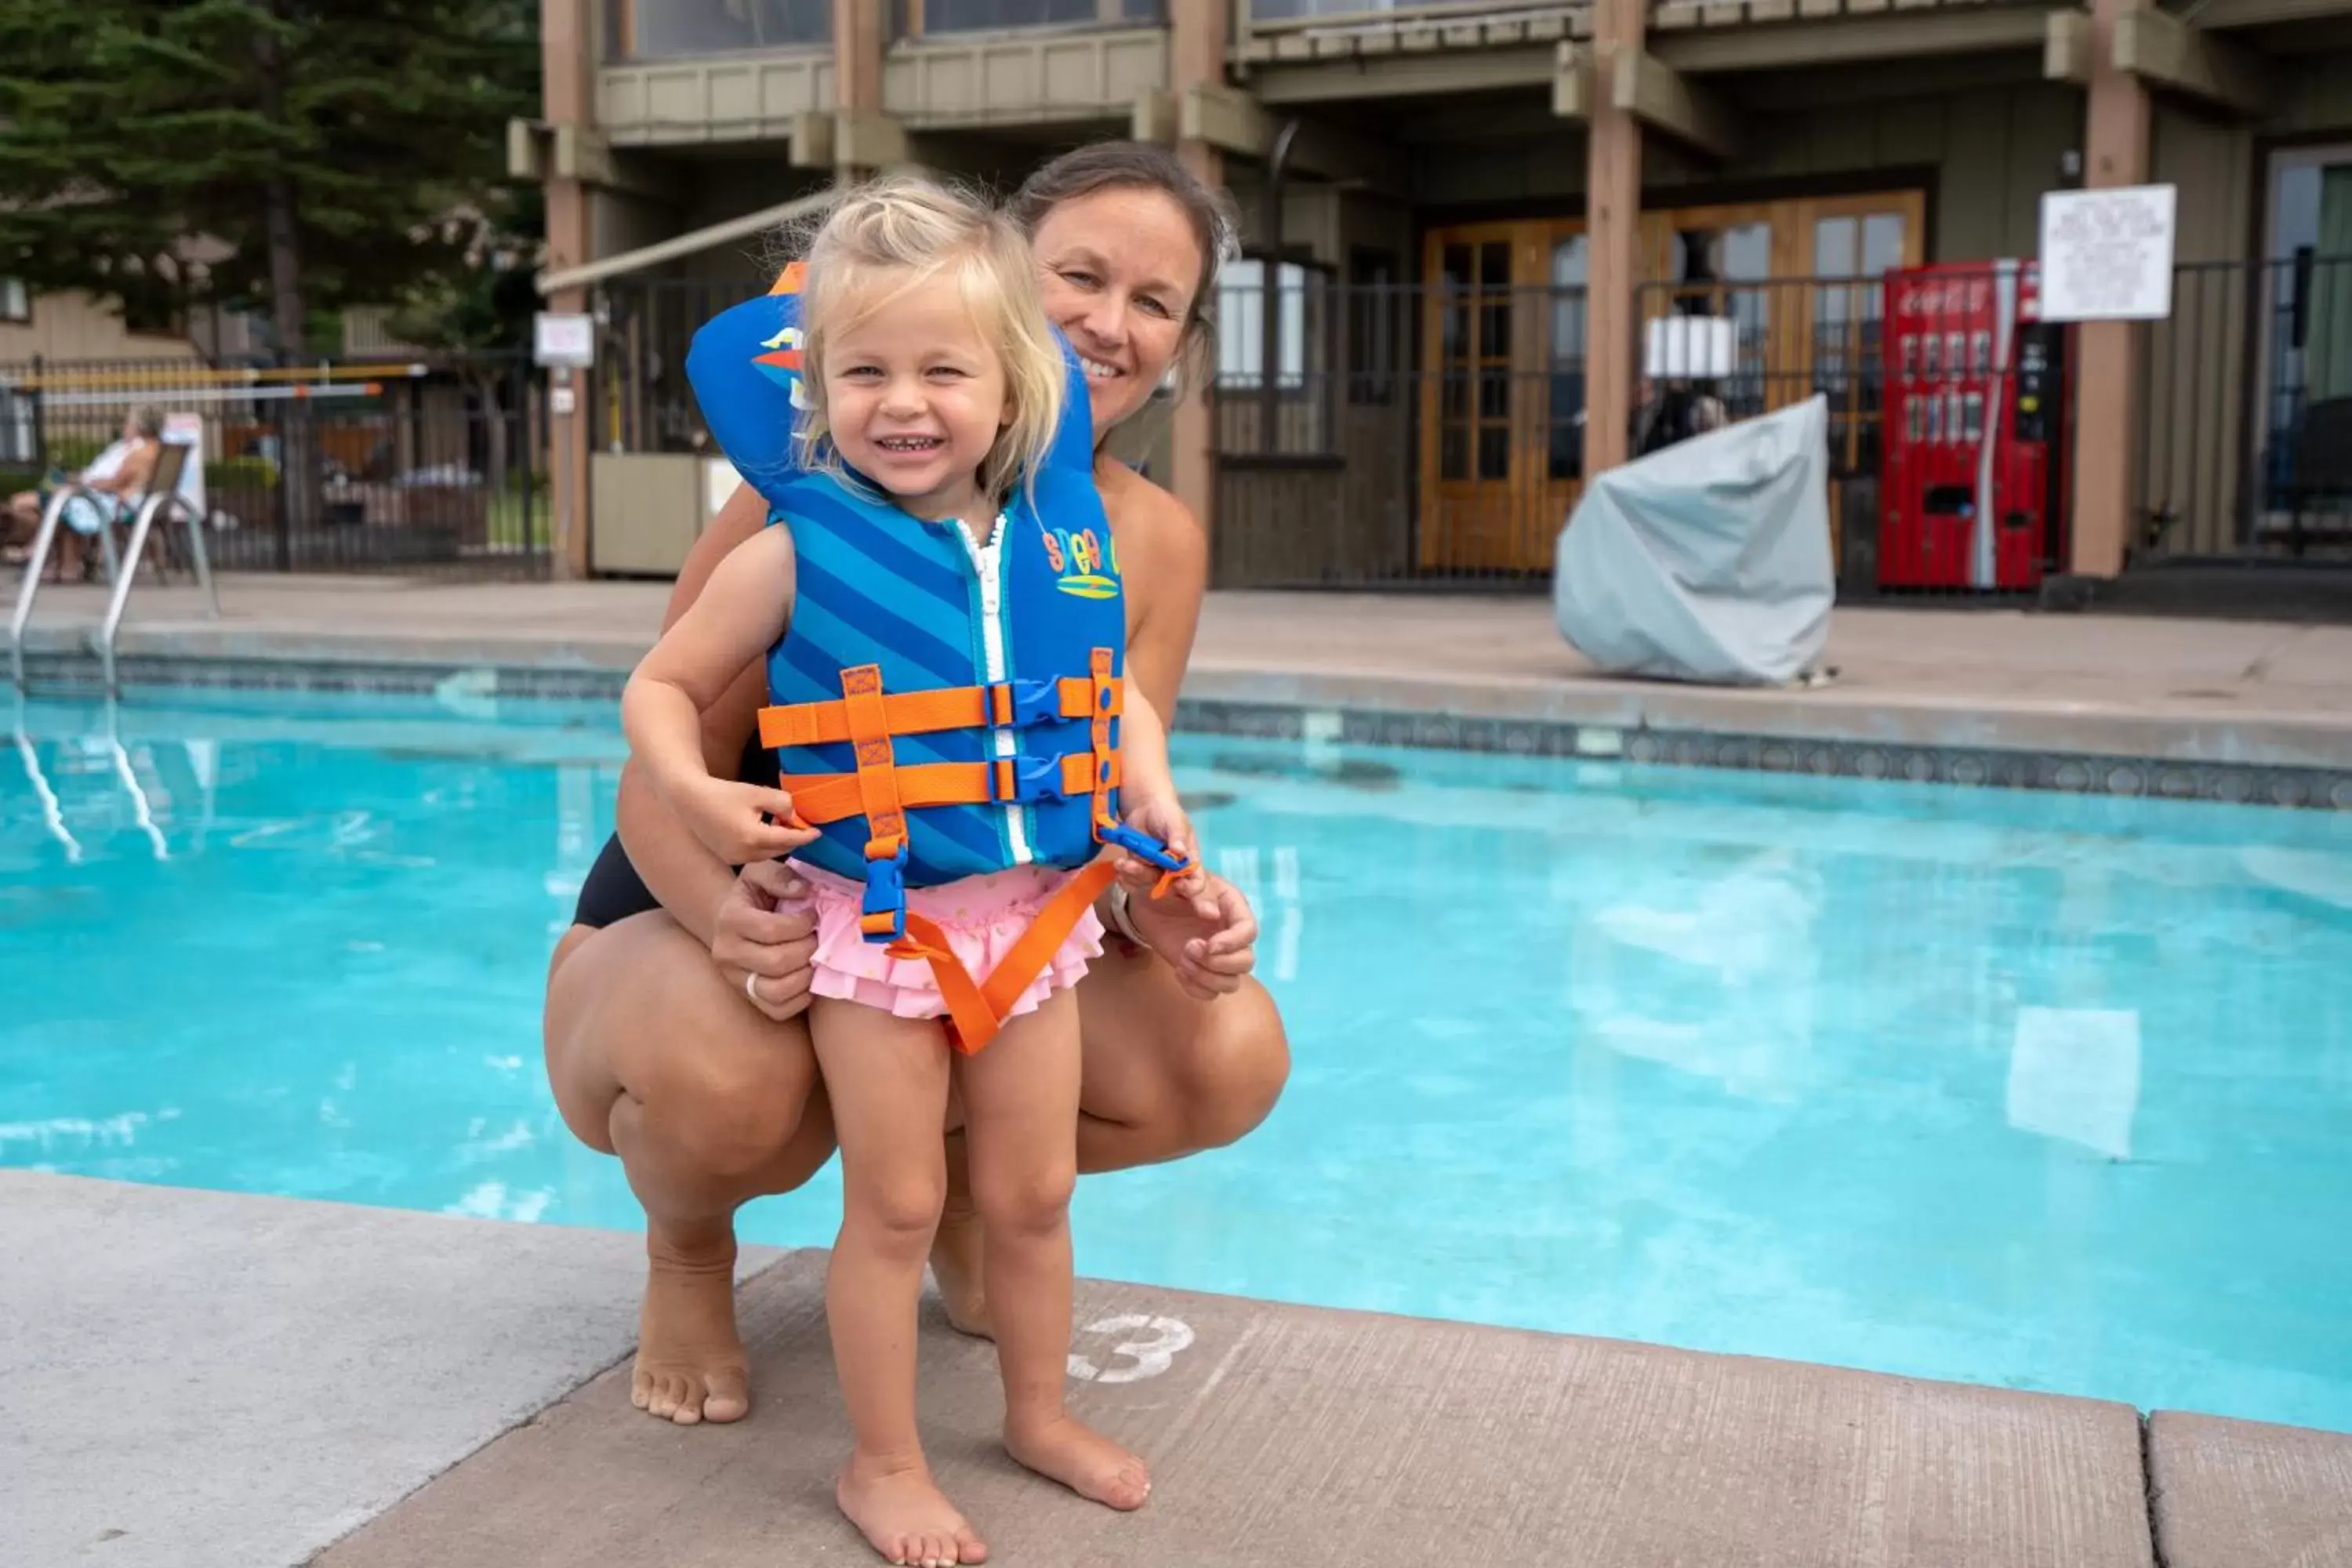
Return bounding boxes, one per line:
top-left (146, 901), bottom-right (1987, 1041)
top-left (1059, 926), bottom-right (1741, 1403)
top-left (5, 1171), bottom-right (2346, 1568)
top-left (13, 575), bottom-right (2352, 789)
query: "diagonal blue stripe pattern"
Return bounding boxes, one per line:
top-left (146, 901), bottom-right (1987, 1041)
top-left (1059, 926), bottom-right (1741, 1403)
top-left (789, 557), bottom-right (968, 692)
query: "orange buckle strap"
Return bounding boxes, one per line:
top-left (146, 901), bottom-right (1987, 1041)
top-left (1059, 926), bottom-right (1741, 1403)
top-left (782, 752), bottom-right (1120, 827)
top-left (1085, 648), bottom-right (1119, 843)
top-left (839, 665), bottom-right (914, 942)
top-left (759, 677), bottom-right (1120, 751)
top-left (886, 858), bottom-right (1120, 1054)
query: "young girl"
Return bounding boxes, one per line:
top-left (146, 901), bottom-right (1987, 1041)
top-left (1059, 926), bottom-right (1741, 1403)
top-left (622, 176), bottom-right (1203, 1568)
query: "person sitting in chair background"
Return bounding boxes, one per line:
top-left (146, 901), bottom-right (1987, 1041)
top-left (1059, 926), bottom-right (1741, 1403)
top-left (5, 405), bottom-right (166, 579)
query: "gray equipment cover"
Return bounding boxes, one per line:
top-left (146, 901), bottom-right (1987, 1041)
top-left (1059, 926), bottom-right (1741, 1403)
top-left (1553, 394), bottom-right (1833, 686)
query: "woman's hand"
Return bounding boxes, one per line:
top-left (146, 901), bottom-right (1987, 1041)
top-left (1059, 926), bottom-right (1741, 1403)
top-left (1120, 868), bottom-right (1258, 1001)
top-left (710, 858), bottom-right (821, 1022)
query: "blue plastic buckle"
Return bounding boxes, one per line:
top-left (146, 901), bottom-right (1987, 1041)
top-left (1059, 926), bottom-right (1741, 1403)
top-left (990, 754), bottom-right (1069, 804)
top-left (994, 679), bottom-right (1062, 729)
top-left (860, 841), bottom-right (909, 945)
top-left (1097, 819), bottom-right (1189, 874)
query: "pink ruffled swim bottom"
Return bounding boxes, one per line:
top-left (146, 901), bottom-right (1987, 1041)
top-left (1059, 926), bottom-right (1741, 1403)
top-left (788, 862), bottom-right (1105, 1023)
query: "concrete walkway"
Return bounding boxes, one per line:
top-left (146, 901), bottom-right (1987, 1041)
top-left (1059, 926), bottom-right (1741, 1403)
top-left (16, 574), bottom-right (2352, 769)
top-left (6, 1172), bottom-right (2347, 1568)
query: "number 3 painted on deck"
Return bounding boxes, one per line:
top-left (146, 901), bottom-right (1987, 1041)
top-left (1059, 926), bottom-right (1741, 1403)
top-left (1067, 1314), bottom-right (1195, 1384)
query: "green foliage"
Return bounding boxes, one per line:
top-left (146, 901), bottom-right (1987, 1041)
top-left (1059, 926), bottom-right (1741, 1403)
top-left (0, 0), bottom-right (539, 354)
top-left (205, 456), bottom-right (280, 492)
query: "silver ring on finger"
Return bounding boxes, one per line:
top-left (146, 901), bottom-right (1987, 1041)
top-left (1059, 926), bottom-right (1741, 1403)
top-left (744, 970), bottom-right (762, 1005)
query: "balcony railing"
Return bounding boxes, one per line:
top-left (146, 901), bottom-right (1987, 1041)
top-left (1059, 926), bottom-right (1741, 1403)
top-left (605, 0), bottom-right (830, 62)
top-left (891, 0), bottom-right (1163, 38)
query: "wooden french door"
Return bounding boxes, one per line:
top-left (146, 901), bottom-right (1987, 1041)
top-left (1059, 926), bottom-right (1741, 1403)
top-left (1417, 220), bottom-right (1590, 573)
top-left (1419, 191), bottom-right (1925, 572)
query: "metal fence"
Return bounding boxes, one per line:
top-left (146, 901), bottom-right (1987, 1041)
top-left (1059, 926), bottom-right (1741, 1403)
top-left (1, 354), bottom-right (548, 577)
top-left (1210, 272), bottom-right (1913, 593)
top-left (2138, 254), bottom-right (2352, 567)
top-left (590, 278), bottom-right (769, 459)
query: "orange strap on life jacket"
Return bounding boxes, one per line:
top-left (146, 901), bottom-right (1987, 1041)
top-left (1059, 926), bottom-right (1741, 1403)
top-left (806, 654), bottom-right (1132, 1052)
top-left (840, 665), bottom-right (913, 939)
top-left (888, 858), bottom-right (1120, 1054)
top-left (782, 752), bottom-right (1123, 827)
top-left (757, 677), bottom-right (1120, 751)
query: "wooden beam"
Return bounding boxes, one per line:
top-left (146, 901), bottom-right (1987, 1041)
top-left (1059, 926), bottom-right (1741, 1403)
top-left (1610, 48), bottom-right (1739, 159)
top-left (506, 118), bottom-right (546, 182)
top-left (1175, 83), bottom-right (1407, 196)
top-left (1131, 88), bottom-right (1180, 147)
top-left (547, 124), bottom-right (667, 199)
top-left (786, 111), bottom-right (835, 171)
top-left (2112, 5), bottom-right (2270, 118)
top-left (1653, 9), bottom-right (2050, 72)
top-left (834, 111), bottom-right (909, 171)
top-left (1552, 40), bottom-right (1595, 120)
top-left (2045, 11), bottom-right (2095, 86)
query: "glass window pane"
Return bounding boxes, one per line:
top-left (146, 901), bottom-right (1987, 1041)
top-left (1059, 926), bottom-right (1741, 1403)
top-left (1479, 300), bottom-right (1509, 357)
top-left (1479, 241), bottom-right (1509, 289)
top-left (1814, 216), bottom-right (1858, 280)
top-left (1441, 426), bottom-right (1467, 481)
top-left (1862, 213), bottom-right (1907, 277)
top-left (628, 0), bottom-right (830, 56)
top-left (1476, 425), bottom-right (1509, 480)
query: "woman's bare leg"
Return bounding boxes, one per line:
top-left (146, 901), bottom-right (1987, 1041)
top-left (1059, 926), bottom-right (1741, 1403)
top-left (810, 999), bottom-right (987, 1568)
top-left (956, 989), bottom-right (1150, 1511)
top-left (543, 913), bottom-right (837, 1424)
top-left (930, 944), bottom-right (1289, 1336)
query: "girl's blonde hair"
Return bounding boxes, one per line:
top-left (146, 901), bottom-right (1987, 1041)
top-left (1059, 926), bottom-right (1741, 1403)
top-left (789, 174), bottom-right (1065, 507)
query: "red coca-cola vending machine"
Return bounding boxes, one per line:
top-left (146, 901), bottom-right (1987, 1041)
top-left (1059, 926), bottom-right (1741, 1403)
top-left (1878, 260), bottom-right (2068, 590)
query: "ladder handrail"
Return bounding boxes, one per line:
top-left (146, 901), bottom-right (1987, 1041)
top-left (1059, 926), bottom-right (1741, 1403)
top-left (97, 481), bottom-right (220, 696)
top-left (7, 482), bottom-right (117, 690)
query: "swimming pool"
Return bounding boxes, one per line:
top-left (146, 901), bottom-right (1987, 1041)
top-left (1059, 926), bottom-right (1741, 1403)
top-left (5, 687), bottom-right (2349, 1434)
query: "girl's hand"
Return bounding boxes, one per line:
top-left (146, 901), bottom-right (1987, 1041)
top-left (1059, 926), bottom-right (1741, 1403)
top-left (679, 777), bottom-right (821, 868)
top-left (1117, 794), bottom-right (1205, 898)
top-left (711, 858), bottom-right (820, 1022)
top-left (1123, 869), bottom-right (1258, 1000)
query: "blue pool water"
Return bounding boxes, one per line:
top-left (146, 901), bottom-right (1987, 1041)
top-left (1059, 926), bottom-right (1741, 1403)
top-left (5, 688), bottom-right (2350, 1432)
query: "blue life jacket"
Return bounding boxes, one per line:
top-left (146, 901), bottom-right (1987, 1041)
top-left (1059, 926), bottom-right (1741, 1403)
top-left (683, 271), bottom-right (1185, 1044)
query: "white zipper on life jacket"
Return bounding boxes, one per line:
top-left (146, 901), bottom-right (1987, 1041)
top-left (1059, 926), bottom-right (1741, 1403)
top-left (956, 512), bottom-right (1033, 867)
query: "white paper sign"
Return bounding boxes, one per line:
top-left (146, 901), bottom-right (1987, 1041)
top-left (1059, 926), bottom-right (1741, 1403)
top-left (2038, 184), bottom-right (2176, 322)
top-left (533, 311), bottom-right (597, 368)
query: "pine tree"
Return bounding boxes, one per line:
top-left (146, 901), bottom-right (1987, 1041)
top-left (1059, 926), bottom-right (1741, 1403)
top-left (0, 0), bottom-right (537, 358)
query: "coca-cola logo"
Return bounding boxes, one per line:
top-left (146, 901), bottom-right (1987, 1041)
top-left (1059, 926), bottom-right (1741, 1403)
top-left (1896, 281), bottom-right (1989, 317)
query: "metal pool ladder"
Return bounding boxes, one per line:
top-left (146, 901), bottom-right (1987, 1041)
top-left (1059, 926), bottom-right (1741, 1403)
top-left (7, 439), bottom-right (219, 693)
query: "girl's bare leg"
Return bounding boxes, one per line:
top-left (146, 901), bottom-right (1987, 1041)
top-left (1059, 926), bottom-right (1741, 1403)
top-left (955, 989), bottom-right (1151, 1511)
top-left (811, 997), bottom-right (989, 1568)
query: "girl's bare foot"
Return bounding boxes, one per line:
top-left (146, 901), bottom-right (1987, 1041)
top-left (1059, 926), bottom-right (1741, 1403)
top-left (630, 1227), bottom-right (750, 1425)
top-left (1004, 1412), bottom-right (1152, 1511)
top-left (836, 1452), bottom-right (989, 1566)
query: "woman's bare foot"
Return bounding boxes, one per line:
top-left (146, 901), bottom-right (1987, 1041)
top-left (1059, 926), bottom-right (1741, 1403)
top-left (837, 1451), bottom-right (988, 1566)
top-left (1004, 1412), bottom-right (1152, 1511)
top-left (630, 1225), bottom-right (750, 1425)
top-left (927, 1199), bottom-right (993, 1340)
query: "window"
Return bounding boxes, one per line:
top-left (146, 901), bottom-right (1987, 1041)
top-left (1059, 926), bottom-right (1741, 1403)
top-left (898, 0), bottom-right (1156, 34)
top-left (1250, 0), bottom-right (1490, 16)
top-left (0, 277), bottom-right (27, 325)
top-left (1218, 257), bottom-right (1314, 392)
top-left (1345, 246), bottom-right (1400, 406)
top-left (612, 0), bottom-right (829, 60)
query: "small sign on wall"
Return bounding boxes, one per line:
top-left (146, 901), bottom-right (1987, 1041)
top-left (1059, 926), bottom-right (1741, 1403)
top-left (2038, 184), bottom-right (2176, 322)
top-left (533, 311), bottom-right (596, 368)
